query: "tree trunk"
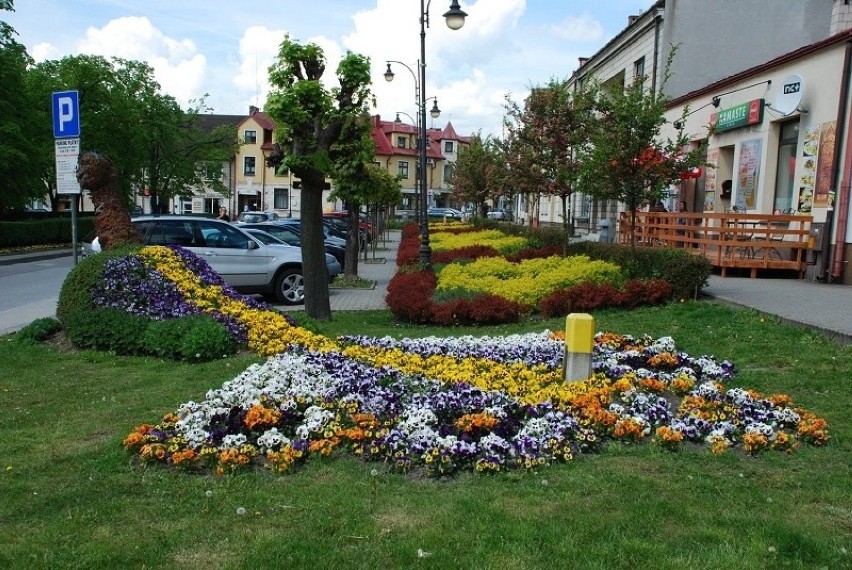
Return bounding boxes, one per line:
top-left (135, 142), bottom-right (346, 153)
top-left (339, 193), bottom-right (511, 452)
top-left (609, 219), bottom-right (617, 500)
top-left (344, 204), bottom-right (360, 279)
top-left (300, 175), bottom-right (331, 320)
top-left (560, 193), bottom-right (572, 256)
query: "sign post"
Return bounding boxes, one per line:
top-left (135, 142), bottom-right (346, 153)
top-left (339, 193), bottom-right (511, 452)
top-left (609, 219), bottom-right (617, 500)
top-left (52, 90), bottom-right (81, 264)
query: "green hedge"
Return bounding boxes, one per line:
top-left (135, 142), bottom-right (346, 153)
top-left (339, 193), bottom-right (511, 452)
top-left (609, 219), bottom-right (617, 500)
top-left (491, 222), bottom-right (710, 299)
top-left (0, 217), bottom-right (96, 248)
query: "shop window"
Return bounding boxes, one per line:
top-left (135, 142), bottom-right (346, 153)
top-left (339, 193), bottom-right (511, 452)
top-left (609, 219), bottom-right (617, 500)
top-left (773, 121), bottom-right (799, 212)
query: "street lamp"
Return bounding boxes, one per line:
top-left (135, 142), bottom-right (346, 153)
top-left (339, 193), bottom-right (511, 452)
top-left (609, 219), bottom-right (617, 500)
top-left (385, 0), bottom-right (467, 268)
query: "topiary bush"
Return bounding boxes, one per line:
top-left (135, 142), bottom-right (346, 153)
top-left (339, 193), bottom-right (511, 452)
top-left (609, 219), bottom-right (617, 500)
top-left (56, 244), bottom-right (142, 324)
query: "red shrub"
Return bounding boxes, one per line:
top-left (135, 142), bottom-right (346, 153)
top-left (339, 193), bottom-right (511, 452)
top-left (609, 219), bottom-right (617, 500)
top-left (431, 295), bottom-right (524, 326)
top-left (386, 270), bottom-right (437, 323)
top-left (538, 278), bottom-right (674, 318)
top-left (506, 245), bottom-right (563, 262)
top-left (432, 245), bottom-right (500, 264)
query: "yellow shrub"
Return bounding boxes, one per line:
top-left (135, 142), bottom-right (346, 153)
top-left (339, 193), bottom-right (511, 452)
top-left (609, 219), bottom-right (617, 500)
top-left (430, 229), bottom-right (527, 255)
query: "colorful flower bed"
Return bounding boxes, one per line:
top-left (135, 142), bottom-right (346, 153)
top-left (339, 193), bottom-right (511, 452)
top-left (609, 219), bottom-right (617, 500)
top-left (109, 237), bottom-right (827, 477)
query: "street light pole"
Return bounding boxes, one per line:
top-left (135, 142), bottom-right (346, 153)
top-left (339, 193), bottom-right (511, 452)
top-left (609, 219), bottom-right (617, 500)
top-left (416, 0), bottom-right (467, 268)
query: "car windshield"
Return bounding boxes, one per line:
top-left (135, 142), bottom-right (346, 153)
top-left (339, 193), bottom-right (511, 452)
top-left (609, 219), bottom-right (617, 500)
top-left (245, 229), bottom-right (285, 245)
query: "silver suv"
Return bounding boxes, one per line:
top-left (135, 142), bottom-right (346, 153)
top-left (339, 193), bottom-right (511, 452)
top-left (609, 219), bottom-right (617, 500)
top-left (86, 215), bottom-right (341, 305)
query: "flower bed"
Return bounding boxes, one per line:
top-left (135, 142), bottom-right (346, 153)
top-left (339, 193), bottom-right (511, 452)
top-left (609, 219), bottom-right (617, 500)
top-left (124, 331), bottom-right (829, 477)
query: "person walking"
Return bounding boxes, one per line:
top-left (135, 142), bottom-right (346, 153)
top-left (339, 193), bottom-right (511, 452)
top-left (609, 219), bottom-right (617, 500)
top-left (217, 207), bottom-right (230, 221)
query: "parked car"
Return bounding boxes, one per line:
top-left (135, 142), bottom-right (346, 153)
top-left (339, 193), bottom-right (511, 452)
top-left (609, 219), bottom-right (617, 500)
top-left (427, 207), bottom-right (463, 219)
top-left (321, 215), bottom-right (371, 250)
top-left (240, 222), bottom-right (347, 271)
top-left (83, 215), bottom-right (341, 305)
top-left (323, 211), bottom-right (374, 242)
top-left (487, 208), bottom-right (507, 220)
top-left (235, 211), bottom-right (280, 224)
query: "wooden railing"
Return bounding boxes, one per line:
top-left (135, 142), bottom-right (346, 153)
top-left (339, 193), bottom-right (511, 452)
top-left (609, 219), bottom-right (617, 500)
top-left (617, 211), bottom-right (814, 278)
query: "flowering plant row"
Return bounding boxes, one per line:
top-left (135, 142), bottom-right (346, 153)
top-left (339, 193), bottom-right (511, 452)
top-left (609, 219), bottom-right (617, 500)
top-left (124, 331), bottom-right (829, 477)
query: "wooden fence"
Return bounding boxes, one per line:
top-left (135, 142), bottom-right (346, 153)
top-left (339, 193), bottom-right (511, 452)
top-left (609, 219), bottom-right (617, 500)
top-left (617, 211), bottom-right (814, 278)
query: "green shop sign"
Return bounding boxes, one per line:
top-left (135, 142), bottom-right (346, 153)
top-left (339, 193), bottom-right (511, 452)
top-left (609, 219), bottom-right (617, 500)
top-left (712, 99), bottom-right (765, 133)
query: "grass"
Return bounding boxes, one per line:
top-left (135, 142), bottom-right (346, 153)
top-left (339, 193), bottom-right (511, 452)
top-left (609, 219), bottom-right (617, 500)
top-left (1, 301), bottom-right (851, 569)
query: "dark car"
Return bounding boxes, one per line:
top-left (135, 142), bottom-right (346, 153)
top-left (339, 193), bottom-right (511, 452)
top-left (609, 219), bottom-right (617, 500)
top-left (240, 221), bottom-right (347, 270)
top-left (235, 211), bottom-right (280, 224)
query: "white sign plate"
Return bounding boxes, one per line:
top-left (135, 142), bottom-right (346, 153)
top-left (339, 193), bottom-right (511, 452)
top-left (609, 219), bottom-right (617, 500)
top-left (55, 138), bottom-right (81, 195)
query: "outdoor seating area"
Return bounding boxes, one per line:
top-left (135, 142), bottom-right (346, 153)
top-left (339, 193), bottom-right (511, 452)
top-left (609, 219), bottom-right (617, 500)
top-left (618, 211), bottom-right (814, 278)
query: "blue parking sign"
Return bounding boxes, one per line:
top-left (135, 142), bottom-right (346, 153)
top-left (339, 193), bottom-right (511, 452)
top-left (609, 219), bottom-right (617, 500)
top-left (52, 91), bottom-right (80, 138)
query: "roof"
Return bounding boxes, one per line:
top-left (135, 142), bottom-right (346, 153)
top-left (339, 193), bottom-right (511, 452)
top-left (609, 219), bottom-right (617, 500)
top-left (371, 115), bottom-right (444, 159)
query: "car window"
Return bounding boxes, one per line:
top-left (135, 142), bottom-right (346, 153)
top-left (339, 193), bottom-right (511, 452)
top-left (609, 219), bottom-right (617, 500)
top-left (264, 227), bottom-right (300, 245)
top-left (145, 220), bottom-right (199, 247)
top-left (197, 220), bottom-right (253, 249)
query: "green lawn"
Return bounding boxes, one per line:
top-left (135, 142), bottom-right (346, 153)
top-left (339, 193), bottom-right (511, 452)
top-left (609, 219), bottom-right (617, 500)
top-left (1, 301), bottom-right (850, 569)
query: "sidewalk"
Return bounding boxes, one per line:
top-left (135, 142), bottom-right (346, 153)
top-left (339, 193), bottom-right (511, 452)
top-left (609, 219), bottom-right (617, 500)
top-left (702, 274), bottom-right (852, 344)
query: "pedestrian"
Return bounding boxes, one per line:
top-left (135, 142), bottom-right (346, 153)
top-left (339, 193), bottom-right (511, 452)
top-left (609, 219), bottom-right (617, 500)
top-left (217, 207), bottom-right (230, 221)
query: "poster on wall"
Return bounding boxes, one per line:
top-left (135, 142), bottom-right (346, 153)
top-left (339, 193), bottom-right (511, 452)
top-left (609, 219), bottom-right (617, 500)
top-left (704, 148), bottom-right (719, 212)
top-left (798, 124), bottom-right (819, 212)
top-left (737, 139), bottom-right (762, 210)
top-left (814, 121), bottom-right (836, 208)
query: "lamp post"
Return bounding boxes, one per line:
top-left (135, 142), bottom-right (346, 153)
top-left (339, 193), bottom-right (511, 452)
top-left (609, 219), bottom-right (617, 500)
top-left (385, 0), bottom-right (467, 268)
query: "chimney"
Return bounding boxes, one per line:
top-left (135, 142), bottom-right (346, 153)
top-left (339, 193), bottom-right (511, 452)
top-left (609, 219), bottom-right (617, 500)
top-left (578, 57), bottom-right (589, 68)
top-left (249, 105), bottom-right (259, 115)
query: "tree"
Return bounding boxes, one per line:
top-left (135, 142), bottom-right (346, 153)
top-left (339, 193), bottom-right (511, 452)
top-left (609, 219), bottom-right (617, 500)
top-left (450, 132), bottom-right (498, 218)
top-left (502, 79), bottom-right (597, 238)
top-left (265, 37), bottom-right (374, 320)
top-left (0, 15), bottom-right (43, 209)
top-left (576, 54), bottom-right (702, 250)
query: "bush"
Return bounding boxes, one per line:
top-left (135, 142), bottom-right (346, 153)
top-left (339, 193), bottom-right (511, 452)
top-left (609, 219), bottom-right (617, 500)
top-left (64, 308), bottom-right (148, 355)
top-left (56, 244), bottom-right (142, 324)
top-left (0, 216), bottom-right (96, 248)
top-left (143, 315), bottom-right (237, 361)
top-left (539, 278), bottom-right (674, 318)
top-left (12, 317), bottom-right (62, 345)
top-left (386, 269), bottom-right (437, 323)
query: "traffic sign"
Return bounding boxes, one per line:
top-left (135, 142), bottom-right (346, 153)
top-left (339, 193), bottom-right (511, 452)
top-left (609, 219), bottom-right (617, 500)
top-left (52, 90), bottom-right (80, 138)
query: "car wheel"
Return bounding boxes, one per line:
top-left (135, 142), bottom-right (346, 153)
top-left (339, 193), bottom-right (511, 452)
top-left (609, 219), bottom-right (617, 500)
top-left (274, 268), bottom-right (305, 305)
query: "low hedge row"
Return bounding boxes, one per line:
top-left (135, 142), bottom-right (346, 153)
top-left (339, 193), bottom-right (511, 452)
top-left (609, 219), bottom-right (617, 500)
top-left (0, 217), bottom-right (96, 248)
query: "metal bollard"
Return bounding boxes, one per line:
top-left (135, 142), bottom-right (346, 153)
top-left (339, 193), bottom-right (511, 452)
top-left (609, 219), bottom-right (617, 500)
top-left (563, 313), bottom-right (595, 382)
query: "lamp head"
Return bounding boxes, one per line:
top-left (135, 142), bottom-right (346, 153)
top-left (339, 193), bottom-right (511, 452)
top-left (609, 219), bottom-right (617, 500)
top-left (430, 99), bottom-right (441, 118)
top-left (383, 63), bottom-right (394, 82)
top-left (673, 120), bottom-right (683, 130)
top-left (443, 1), bottom-right (467, 30)
top-left (711, 96), bottom-right (721, 108)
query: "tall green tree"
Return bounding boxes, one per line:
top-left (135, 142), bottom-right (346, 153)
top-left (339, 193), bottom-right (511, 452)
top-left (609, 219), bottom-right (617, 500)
top-left (0, 12), bottom-right (43, 209)
top-left (450, 132), bottom-right (498, 218)
top-left (576, 55), bottom-right (702, 250)
top-left (265, 37), bottom-right (374, 320)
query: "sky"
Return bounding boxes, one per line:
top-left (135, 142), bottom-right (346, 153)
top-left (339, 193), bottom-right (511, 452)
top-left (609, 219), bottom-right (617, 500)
top-left (5, 0), bottom-right (652, 138)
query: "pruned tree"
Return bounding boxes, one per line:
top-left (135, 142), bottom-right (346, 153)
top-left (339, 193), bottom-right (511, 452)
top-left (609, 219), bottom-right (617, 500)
top-left (576, 50), bottom-right (702, 250)
top-left (265, 37), bottom-right (374, 320)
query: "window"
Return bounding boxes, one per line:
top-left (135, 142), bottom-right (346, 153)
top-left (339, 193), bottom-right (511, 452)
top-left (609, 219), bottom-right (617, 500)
top-left (444, 141), bottom-right (454, 153)
top-left (198, 220), bottom-right (251, 249)
top-left (398, 161), bottom-right (409, 179)
top-left (244, 130), bottom-right (257, 144)
top-left (274, 187), bottom-right (289, 210)
top-left (397, 136), bottom-right (407, 148)
top-left (634, 57), bottom-right (645, 80)
top-left (244, 156), bottom-right (256, 176)
top-left (443, 164), bottom-right (454, 183)
top-left (202, 162), bottom-right (223, 181)
top-left (774, 121), bottom-right (799, 212)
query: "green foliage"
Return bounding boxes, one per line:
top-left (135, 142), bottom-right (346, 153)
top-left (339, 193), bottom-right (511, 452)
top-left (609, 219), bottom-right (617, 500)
top-left (11, 317), bottom-right (62, 345)
top-left (142, 315), bottom-right (236, 361)
top-left (0, 216), bottom-right (95, 247)
top-left (64, 308), bottom-right (148, 355)
top-left (56, 244), bottom-right (142, 324)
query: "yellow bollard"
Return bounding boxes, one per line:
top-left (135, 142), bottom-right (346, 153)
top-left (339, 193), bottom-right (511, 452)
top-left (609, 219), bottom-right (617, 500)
top-left (563, 313), bottom-right (595, 382)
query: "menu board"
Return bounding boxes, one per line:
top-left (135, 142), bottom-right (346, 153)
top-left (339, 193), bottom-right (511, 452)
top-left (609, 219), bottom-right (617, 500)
top-left (814, 121), bottom-right (836, 208)
top-left (799, 125), bottom-right (819, 212)
top-left (704, 148), bottom-right (719, 212)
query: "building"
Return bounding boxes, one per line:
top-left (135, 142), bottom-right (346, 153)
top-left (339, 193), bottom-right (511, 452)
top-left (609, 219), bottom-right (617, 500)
top-left (536, 0), bottom-right (851, 282)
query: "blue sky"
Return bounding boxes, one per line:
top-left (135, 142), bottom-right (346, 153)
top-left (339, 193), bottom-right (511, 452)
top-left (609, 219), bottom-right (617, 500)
top-left (6, 0), bottom-right (651, 137)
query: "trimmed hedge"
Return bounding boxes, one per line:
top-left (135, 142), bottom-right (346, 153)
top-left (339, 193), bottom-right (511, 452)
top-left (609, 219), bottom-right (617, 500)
top-left (0, 216), bottom-right (96, 248)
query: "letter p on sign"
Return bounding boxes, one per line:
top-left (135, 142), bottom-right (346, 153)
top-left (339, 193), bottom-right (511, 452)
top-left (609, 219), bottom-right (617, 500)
top-left (52, 90), bottom-right (81, 138)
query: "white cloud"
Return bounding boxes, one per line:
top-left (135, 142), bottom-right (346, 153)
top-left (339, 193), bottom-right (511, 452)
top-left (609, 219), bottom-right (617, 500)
top-left (551, 13), bottom-right (605, 42)
top-left (76, 16), bottom-right (206, 108)
top-left (31, 42), bottom-right (61, 63)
